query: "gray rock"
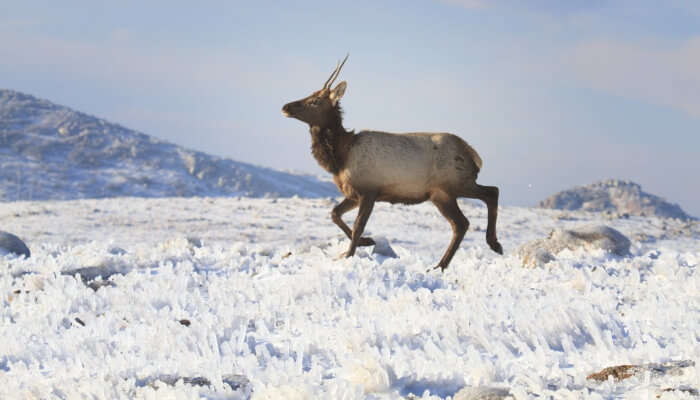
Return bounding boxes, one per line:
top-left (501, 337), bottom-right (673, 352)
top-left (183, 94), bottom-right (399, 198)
top-left (186, 237), bottom-right (202, 248)
top-left (222, 374), bottom-right (250, 392)
top-left (453, 386), bottom-right (513, 400)
top-left (61, 266), bottom-right (122, 290)
top-left (658, 386), bottom-right (699, 397)
top-left (108, 246), bottom-right (127, 255)
top-left (371, 236), bottom-right (398, 258)
top-left (518, 225), bottom-right (631, 267)
top-left (0, 231), bottom-right (30, 258)
top-left (62, 266), bottom-right (119, 282)
top-left (138, 373), bottom-right (249, 392)
top-left (539, 179), bottom-right (695, 220)
top-left (141, 375), bottom-right (211, 389)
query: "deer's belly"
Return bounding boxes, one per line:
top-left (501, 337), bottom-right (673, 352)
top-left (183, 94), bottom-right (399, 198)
top-left (336, 155), bottom-right (432, 201)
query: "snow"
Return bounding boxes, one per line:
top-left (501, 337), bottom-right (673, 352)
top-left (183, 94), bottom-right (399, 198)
top-left (0, 197), bottom-right (698, 399)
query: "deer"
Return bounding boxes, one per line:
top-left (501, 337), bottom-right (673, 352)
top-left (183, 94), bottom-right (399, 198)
top-left (282, 55), bottom-right (503, 271)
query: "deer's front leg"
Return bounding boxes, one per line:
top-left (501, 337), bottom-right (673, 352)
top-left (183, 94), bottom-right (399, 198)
top-left (343, 194), bottom-right (377, 258)
top-left (430, 196), bottom-right (468, 272)
top-left (331, 198), bottom-right (375, 247)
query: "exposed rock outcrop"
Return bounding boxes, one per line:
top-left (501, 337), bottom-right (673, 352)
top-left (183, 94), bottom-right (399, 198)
top-left (539, 179), bottom-right (694, 220)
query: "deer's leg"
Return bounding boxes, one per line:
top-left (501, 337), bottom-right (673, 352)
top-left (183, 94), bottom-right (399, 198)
top-left (343, 194), bottom-right (377, 258)
top-left (331, 198), bottom-right (375, 246)
top-left (431, 195), bottom-right (468, 272)
top-left (464, 184), bottom-right (503, 255)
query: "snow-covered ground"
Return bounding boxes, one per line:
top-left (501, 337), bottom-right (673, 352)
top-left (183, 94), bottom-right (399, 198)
top-left (1, 197), bottom-right (698, 399)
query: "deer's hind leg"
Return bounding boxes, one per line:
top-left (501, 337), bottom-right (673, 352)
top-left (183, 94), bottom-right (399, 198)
top-left (462, 184), bottom-right (503, 255)
top-left (331, 198), bottom-right (375, 247)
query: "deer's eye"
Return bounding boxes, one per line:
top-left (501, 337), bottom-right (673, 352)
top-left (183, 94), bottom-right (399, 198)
top-left (309, 98), bottom-right (321, 106)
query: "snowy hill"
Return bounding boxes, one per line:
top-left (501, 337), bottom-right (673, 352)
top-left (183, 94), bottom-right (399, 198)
top-left (0, 89), bottom-right (338, 201)
top-left (1, 198), bottom-right (698, 398)
top-left (538, 179), bottom-right (695, 220)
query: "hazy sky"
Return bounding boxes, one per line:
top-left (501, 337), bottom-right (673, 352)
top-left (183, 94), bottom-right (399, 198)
top-left (2, 1), bottom-right (699, 215)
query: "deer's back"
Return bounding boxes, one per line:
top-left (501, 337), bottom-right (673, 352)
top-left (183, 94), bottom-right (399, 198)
top-left (334, 131), bottom-right (481, 202)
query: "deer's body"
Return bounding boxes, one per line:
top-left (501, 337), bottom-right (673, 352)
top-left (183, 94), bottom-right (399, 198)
top-left (283, 55), bottom-right (502, 271)
top-left (334, 131), bottom-right (481, 204)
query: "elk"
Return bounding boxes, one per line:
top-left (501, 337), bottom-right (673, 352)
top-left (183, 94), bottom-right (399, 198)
top-left (282, 55), bottom-right (503, 271)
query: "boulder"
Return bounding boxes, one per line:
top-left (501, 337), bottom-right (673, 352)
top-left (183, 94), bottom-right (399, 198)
top-left (518, 225), bottom-right (630, 267)
top-left (0, 231), bottom-right (30, 258)
top-left (453, 386), bottom-right (513, 400)
top-left (371, 236), bottom-right (398, 258)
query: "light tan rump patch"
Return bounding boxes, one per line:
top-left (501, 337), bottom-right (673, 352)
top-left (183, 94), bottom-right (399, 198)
top-left (463, 141), bottom-right (482, 170)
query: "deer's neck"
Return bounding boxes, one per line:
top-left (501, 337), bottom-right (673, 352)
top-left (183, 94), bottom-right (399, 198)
top-left (309, 124), bottom-right (353, 175)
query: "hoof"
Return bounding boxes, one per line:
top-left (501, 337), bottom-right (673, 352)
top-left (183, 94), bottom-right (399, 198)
top-left (336, 249), bottom-right (355, 260)
top-left (358, 237), bottom-right (375, 247)
top-left (489, 240), bottom-right (503, 255)
top-left (426, 264), bottom-right (446, 273)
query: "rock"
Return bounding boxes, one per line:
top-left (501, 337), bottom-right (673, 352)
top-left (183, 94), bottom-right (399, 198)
top-left (658, 386), bottom-right (699, 397)
top-left (108, 246), bottom-right (127, 255)
top-left (87, 280), bottom-right (115, 291)
top-left (0, 231), bottom-right (30, 258)
top-left (371, 236), bottom-right (398, 258)
top-left (586, 364), bottom-right (639, 382)
top-left (222, 374), bottom-right (250, 392)
top-left (62, 266), bottom-right (122, 290)
top-left (453, 386), bottom-right (513, 400)
top-left (518, 225), bottom-right (630, 267)
top-left (539, 179), bottom-right (695, 220)
top-left (137, 373), bottom-right (249, 392)
top-left (587, 360), bottom-right (695, 382)
top-left (63, 266), bottom-right (120, 281)
top-left (147, 375), bottom-right (211, 388)
top-left (186, 236), bottom-right (202, 248)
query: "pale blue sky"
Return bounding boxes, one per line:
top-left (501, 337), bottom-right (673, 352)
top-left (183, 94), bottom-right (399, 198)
top-left (2, 1), bottom-right (699, 215)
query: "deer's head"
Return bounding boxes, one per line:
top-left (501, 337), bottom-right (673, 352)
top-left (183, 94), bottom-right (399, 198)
top-left (282, 55), bottom-right (348, 128)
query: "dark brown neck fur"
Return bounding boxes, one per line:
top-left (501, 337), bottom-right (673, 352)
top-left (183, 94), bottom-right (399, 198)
top-left (309, 105), bottom-right (353, 175)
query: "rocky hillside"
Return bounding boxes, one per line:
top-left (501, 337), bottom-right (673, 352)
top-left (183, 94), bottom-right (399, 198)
top-left (538, 179), bottom-right (695, 220)
top-left (0, 89), bottom-right (338, 201)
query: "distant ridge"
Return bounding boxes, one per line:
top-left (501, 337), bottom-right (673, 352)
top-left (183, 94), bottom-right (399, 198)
top-left (0, 89), bottom-right (338, 201)
top-left (538, 179), bottom-right (695, 220)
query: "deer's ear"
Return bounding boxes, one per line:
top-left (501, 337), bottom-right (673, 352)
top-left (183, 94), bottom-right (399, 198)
top-left (330, 81), bottom-right (346, 105)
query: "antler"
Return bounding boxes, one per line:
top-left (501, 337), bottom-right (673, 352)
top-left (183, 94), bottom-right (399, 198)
top-left (323, 53), bottom-right (349, 89)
